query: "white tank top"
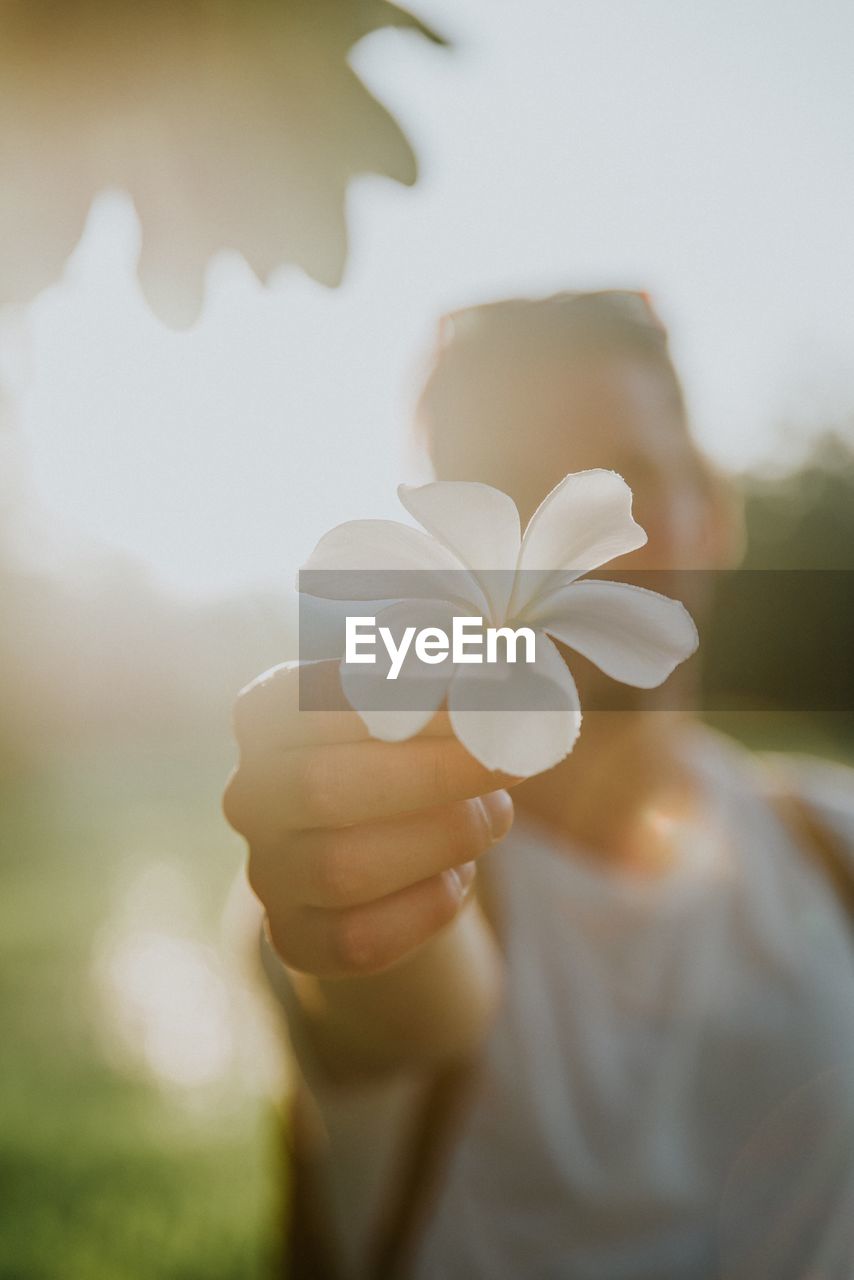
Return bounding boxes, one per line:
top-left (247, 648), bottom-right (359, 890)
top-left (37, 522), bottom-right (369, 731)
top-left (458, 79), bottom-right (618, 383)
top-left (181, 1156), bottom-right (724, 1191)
top-left (285, 731), bottom-right (854, 1279)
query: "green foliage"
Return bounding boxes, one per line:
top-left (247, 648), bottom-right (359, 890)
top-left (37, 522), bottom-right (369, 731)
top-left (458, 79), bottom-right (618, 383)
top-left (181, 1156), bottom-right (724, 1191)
top-left (741, 432), bottom-right (854, 570)
top-left (702, 430), bottom-right (854, 744)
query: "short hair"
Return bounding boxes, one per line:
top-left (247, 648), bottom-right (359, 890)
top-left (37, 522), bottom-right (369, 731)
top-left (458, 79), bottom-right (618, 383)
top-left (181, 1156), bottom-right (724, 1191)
top-left (418, 289), bottom-right (685, 425)
top-left (415, 290), bottom-right (716, 491)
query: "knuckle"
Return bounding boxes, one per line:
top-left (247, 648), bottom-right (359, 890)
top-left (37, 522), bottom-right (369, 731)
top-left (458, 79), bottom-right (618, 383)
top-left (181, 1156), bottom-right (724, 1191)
top-left (245, 849), bottom-right (271, 907)
top-left (233, 663), bottom-right (297, 748)
top-left (311, 834), bottom-right (364, 907)
top-left (297, 752), bottom-right (340, 826)
top-left (332, 912), bottom-right (384, 975)
top-left (266, 917), bottom-right (303, 972)
top-left (222, 769), bottom-right (249, 835)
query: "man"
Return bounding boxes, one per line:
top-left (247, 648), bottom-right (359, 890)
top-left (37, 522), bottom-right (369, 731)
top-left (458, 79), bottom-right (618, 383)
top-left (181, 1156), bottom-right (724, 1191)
top-left (224, 292), bottom-right (854, 1278)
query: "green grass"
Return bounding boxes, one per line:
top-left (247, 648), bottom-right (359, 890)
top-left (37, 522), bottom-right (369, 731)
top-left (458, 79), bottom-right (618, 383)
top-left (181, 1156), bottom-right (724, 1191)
top-left (0, 738), bottom-right (282, 1279)
top-left (2, 716), bottom-right (850, 1277)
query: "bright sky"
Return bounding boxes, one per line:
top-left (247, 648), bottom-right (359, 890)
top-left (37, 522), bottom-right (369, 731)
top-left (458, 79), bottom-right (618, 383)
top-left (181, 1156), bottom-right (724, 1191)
top-left (6, 0), bottom-right (854, 598)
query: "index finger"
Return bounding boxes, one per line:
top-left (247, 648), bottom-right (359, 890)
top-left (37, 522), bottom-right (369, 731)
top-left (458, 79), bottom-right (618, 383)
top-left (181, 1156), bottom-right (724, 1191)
top-left (234, 660), bottom-right (453, 756)
top-left (258, 733), bottom-right (521, 830)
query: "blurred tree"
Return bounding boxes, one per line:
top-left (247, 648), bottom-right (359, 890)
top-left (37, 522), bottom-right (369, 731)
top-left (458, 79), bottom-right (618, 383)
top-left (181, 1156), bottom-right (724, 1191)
top-left (740, 431), bottom-right (854, 571)
top-left (0, 0), bottom-right (445, 325)
top-left (702, 428), bottom-right (854, 736)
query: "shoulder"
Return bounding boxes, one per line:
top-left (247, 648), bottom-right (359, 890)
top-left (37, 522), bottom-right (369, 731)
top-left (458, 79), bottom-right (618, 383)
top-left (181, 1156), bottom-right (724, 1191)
top-left (690, 724), bottom-right (854, 836)
top-left (763, 749), bottom-right (854, 867)
top-left (679, 726), bottom-right (854, 882)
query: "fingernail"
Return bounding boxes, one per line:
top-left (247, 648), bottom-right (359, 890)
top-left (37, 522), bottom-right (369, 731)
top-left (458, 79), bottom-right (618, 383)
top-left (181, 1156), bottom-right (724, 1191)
top-left (480, 789), bottom-right (514, 842)
top-left (456, 860), bottom-right (477, 891)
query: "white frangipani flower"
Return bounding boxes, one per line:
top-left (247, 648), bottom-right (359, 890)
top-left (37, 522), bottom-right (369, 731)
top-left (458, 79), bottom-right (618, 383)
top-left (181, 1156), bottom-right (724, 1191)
top-left (299, 470), bottom-right (699, 777)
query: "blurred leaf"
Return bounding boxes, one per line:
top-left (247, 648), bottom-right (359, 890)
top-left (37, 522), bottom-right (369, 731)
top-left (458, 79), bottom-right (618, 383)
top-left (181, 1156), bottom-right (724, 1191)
top-left (0, 0), bottom-right (447, 325)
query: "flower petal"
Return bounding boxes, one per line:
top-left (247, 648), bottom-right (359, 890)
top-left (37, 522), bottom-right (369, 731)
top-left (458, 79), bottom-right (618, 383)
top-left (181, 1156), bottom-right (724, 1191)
top-left (340, 600), bottom-right (456, 741)
top-left (299, 518), bottom-right (479, 603)
top-left (529, 580), bottom-right (698, 688)
top-left (302, 519), bottom-right (464, 574)
top-left (448, 633), bottom-right (581, 776)
top-left (398, 481), bottom-right (521, 620)
top-left (512, 470), bottom-right (647, 614)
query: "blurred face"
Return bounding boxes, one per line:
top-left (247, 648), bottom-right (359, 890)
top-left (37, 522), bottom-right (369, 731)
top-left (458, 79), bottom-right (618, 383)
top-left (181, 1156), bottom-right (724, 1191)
top-left (427, 351), bottom-right (729, 708)
top-left (429, 352), bottom-right (713, 570)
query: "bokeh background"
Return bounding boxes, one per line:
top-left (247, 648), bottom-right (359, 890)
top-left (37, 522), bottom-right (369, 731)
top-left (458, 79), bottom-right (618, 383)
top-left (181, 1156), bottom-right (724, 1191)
top-left (1, 1), bottom-right (853, 1276)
